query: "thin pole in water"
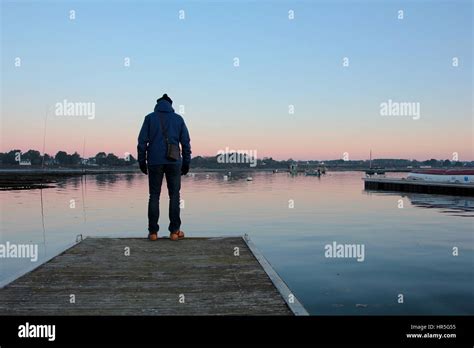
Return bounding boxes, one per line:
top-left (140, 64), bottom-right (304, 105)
top-left (81, 137), bottom-right (87, 223)
top-left (40, 105), bottom-right (51, 258)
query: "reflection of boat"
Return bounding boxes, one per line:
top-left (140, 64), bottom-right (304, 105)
top-left (406, 193), bottom-right (474, 213)
top-left (397, 192), bottom-right (474, 216)
top-left (407, 169), bottom-right (474, 184)
top-left (365, 190), bottom-right (474, 216)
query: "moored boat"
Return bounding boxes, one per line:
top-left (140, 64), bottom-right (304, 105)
top-left (365, 168), bottom-right (386, 176)
top-left (305, 169), bottom-right (321, 177)
top-left (407, 169), bottom-right (474, 184)
top-left (365, 150), bottom-right (386, 176)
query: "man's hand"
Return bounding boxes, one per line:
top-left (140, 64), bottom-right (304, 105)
top-left (139, 162), bottom-right (148, 175)
top-left (181, 163), bottom-right (190, 176)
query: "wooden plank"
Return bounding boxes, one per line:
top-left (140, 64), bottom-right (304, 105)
top-left (0, 237), bottom-right (297, 315)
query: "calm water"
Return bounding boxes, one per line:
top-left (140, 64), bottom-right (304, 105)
top-left (1, 171), bottom-right (473, 315)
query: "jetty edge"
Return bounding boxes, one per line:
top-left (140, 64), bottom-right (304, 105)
top-left (0, 235), bottom-right (308, 316)
top-left (363, 177), bottom-right (474, 196)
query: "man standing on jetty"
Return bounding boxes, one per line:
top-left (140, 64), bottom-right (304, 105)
top-left (137, 94), bottom-right (191, 241)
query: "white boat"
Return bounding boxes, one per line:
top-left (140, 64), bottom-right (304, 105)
top-left (407, 169), bottom-right (474, 184)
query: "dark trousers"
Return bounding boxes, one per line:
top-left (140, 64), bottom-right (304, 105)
top-left (147, 164), bottom-right (181, 234)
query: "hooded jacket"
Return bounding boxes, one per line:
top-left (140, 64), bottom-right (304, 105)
top-left (137, 100), bottom-right (191, 166)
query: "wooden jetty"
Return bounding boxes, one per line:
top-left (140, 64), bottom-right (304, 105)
top-left (0, 236), bottom-right (307, 316)
top-left (364, 177), bottom-right (474, 196)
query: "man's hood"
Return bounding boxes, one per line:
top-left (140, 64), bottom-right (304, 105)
top-left (155, 99), bottom-right (174, 113)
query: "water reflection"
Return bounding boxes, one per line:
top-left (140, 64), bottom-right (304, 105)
top-left (407, 193), bottom-right (474, 216)
top-left (366, 190), bottom-right (474, 217)
top-left (2, 171), bottom-right (473, 315)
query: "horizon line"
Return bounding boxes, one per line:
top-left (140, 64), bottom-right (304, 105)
top-left (1, 148), bottom-right (472, 163)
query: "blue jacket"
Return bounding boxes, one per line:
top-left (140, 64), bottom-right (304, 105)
top-left (137, 100), bottom-right (191, 166)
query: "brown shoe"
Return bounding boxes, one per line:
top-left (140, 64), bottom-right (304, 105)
top-left (148, 233), bottom-right (158, 241)
top-left (170, 230), bottom-right (185, 241)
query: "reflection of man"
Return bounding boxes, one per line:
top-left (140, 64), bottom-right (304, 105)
top-left (137, 94), bottom-right (191, 241)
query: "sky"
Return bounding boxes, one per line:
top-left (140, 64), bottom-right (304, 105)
top-left (1, 0), bottom-right (472, 161)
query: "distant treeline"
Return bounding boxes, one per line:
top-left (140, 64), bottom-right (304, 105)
top-left (192, 156), bottom-right (472, 169)
top-left (0, 149), bottom-right (472, 169)
top-left (0, 149), bottom-right (136, 167)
